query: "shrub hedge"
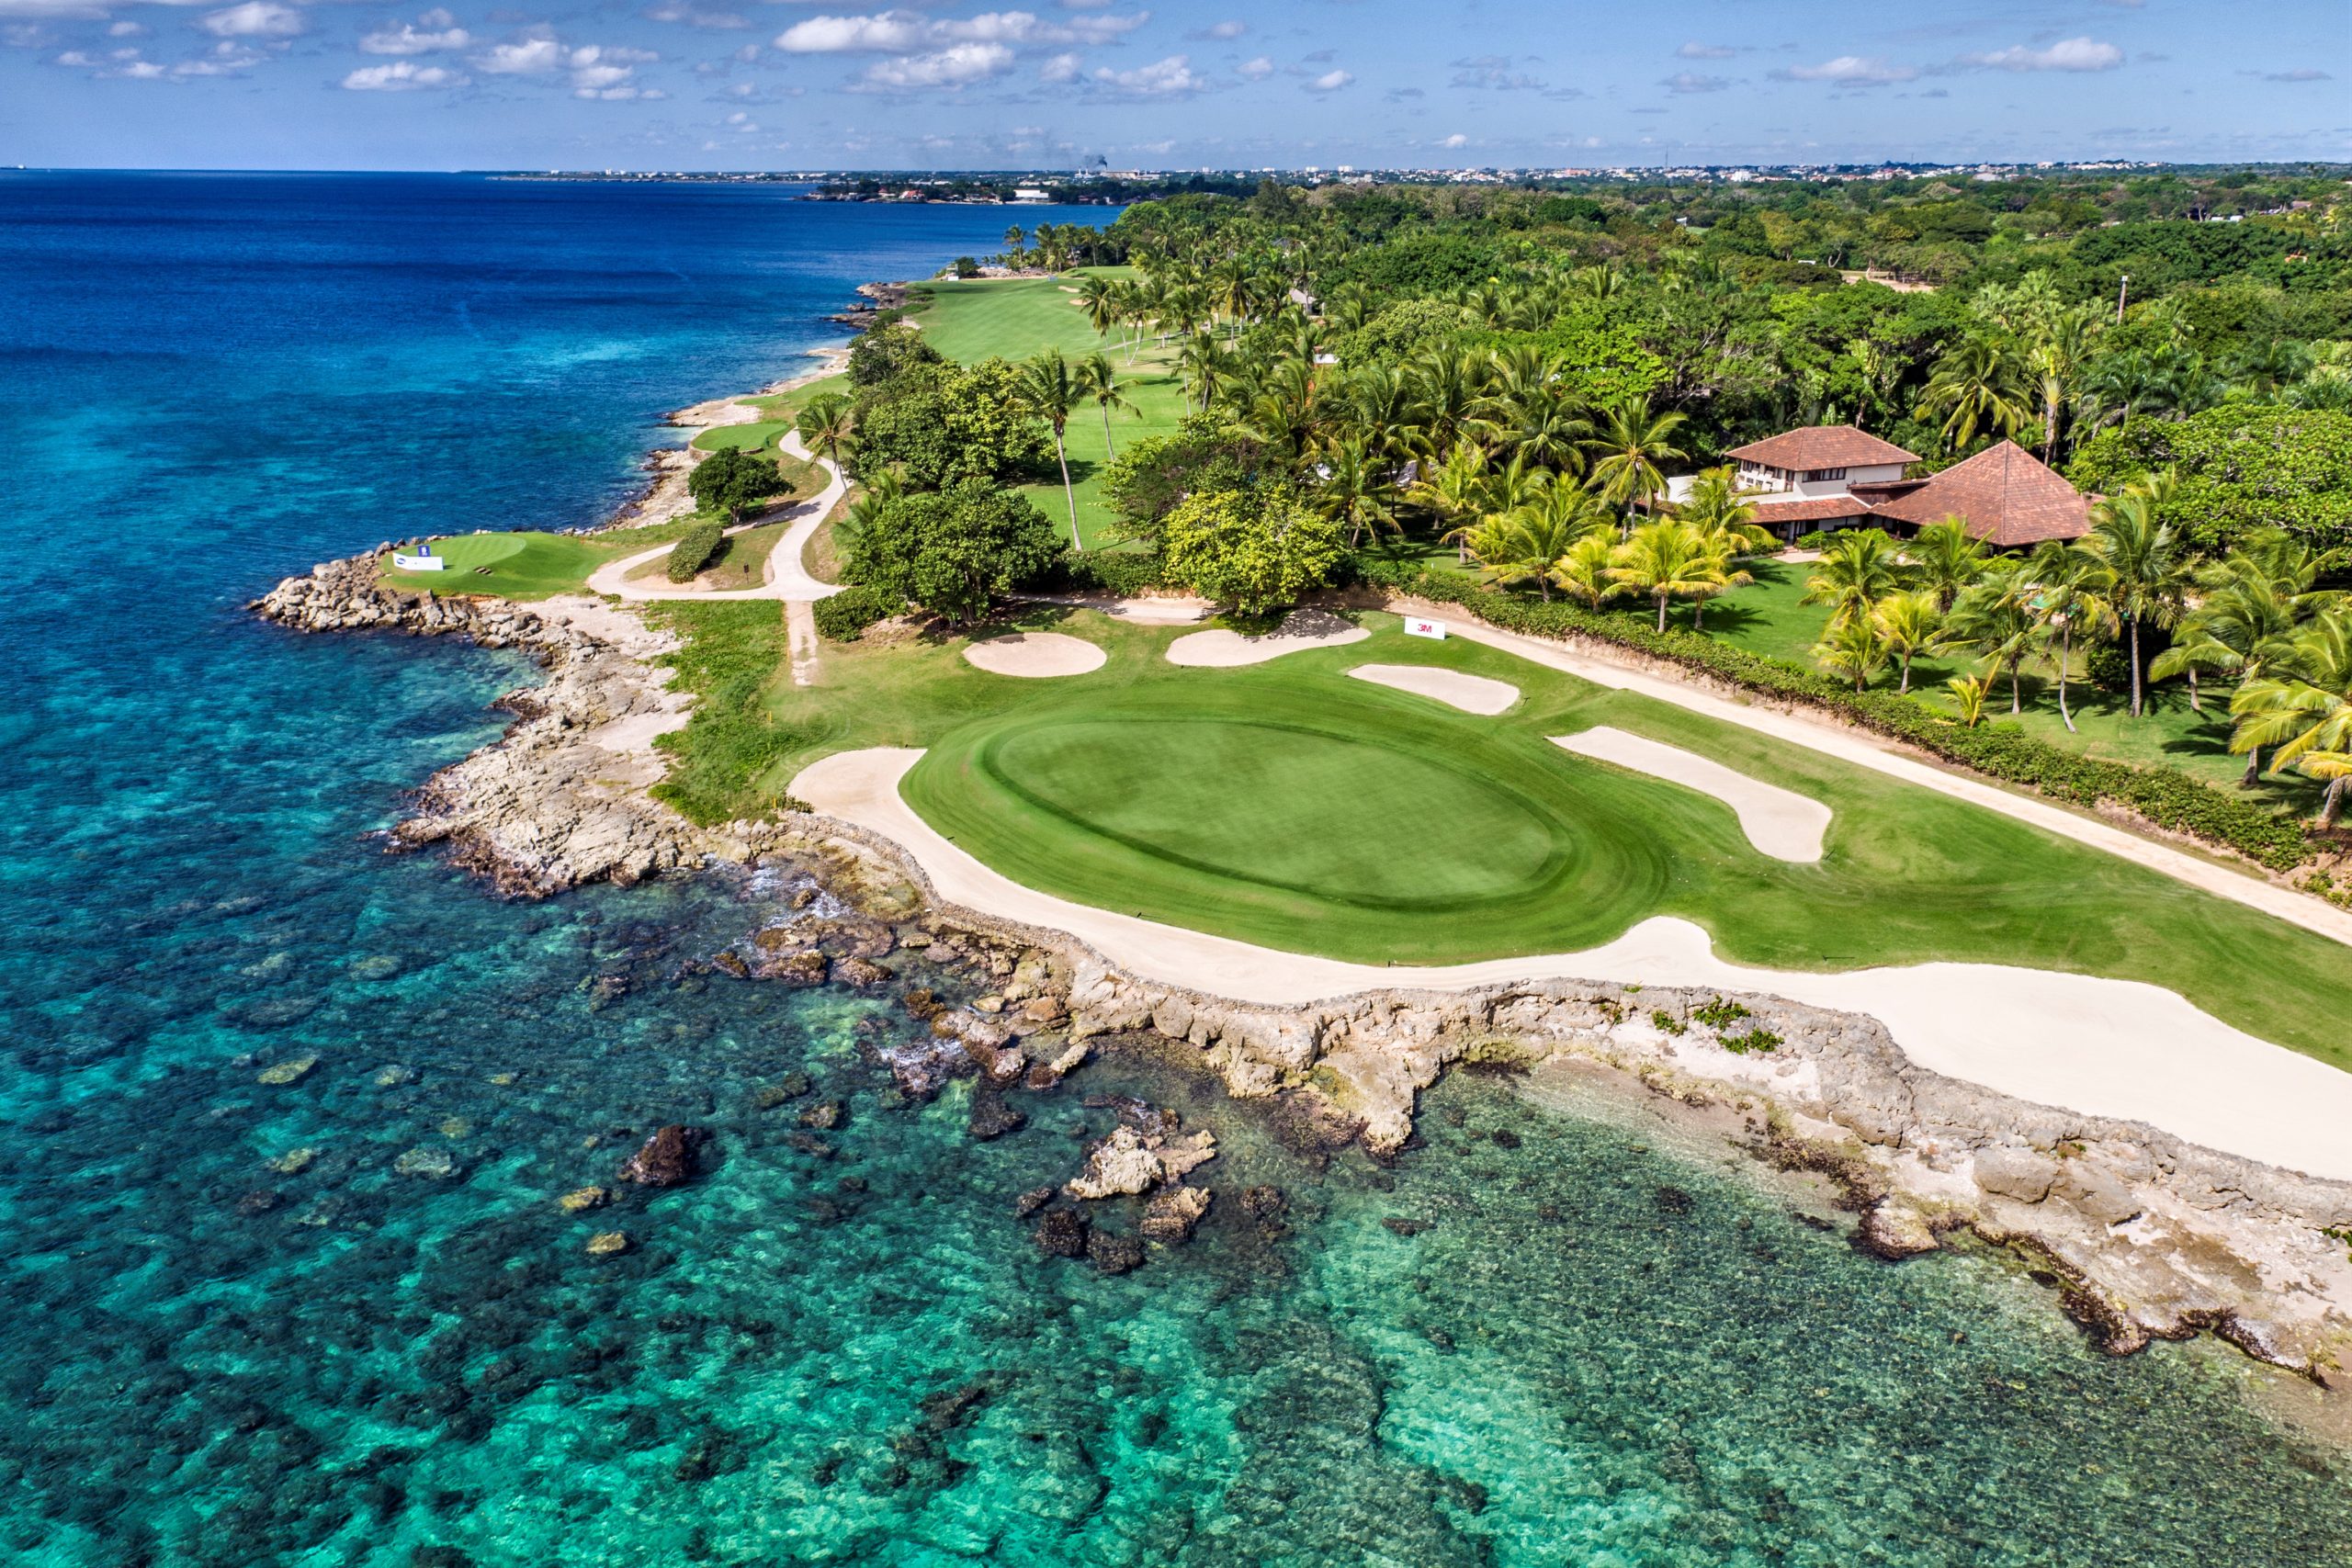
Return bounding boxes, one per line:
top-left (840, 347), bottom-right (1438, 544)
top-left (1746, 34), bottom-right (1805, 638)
top-left (812, 582), bottom-right (899, 641)
top-left (666, 522), bottom-right (726, 583)
top-left (1046, 547), bottom-right (1168, 598)
top-left (1382, 565), bottom-right (2318, 873)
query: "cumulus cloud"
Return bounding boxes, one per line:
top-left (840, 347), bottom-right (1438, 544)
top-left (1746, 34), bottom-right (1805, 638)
top-left (361, 11), bottom-right (470, 54)
top-left (199, 1), bottom-right (300, 39)
top-left (776, 8), bottom-right (1144, 53)
top-left (1085, 51), bottom-right (1201, 96)
top-left (1437, 131), bottom-right (1466, 148)
top-left (1773, 54), bottom-right (1916, 85)
top-left (1303, 66), bottom-right (1350, 92)
top-left (647, 3), bottom-right (749, 28)
top-left (1661, 70), bottom-right (1728, 93)
top-left (344, 58), bottom-right (464, 87)
top-left (1189, 17), bottom-right (1240, 39)
top-left (1960, 36), bottom-right (2121, 73)
top-left (852, 39), bottom-right (1012, 88)
top-left (475, 33), bottom-right (561, 73)
top-left (1235, 53), bottom-right (1270, 79)
top-left (1038, 48), bottom-right (1077, 79)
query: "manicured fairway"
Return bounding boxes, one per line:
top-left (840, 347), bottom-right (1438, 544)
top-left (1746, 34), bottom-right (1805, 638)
top-left (689, 420), bottom-right (790, 453)
top-left (819, 612), bottom-right (2352, 1066)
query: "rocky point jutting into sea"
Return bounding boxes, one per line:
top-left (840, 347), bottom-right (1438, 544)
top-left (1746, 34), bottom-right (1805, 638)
top-left (254, 466), bottom-right (2352, 1389)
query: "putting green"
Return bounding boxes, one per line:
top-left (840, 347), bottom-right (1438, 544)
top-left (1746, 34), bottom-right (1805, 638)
top-left (905, 682), bottom-right (1681, 953)
top-left (415, 534), bottom-right (527, 569)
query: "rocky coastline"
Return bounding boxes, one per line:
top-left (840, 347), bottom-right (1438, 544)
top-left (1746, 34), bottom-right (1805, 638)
top-left (252, 451), bottom-right (2352, 1397)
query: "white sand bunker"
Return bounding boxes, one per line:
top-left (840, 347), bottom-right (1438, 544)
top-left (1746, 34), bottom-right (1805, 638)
top-left (1348, 663), bottom-right (1520, 716)
top-left (1555, 726), bottom-right (1831, 863)
top-left (1166, 609), bottom-right (1370, 668)
top-left (962, 631), bottom-right (1107, 678)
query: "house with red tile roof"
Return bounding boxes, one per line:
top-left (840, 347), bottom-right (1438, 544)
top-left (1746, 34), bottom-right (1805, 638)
top-left (1668, 424), bottom-right (2094, 549)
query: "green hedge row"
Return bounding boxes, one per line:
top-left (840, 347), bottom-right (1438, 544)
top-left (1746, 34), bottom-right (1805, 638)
top-left (812, 583), bottom-right (899, 641)
top-left (1046, 547), bottom-right (1168, 598)
top-left (1384, 567), bottom-right (2318, 874)
top-left (666, 523), bottom-right (726, 583)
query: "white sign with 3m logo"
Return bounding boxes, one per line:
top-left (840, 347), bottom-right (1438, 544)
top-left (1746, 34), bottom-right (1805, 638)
top-left (1403, 616), bottom-right (1446, 640)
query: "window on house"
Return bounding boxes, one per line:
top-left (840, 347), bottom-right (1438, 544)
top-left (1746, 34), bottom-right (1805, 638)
top-left (1807, 468), bottom-right (1848, 481)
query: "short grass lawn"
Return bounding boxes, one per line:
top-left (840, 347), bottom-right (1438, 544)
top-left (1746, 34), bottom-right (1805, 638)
top-left (691, 420), bottom-right (792, 454)
top-left (625, 520), bottom-right (785, 591)
top-left (378, 525), bottom-right (689, 601)
top-left (913, 271), bottom-right (1187, 551)
top-left (1682, 558), bottom-right (2324, 814)
top-left (646, 604), bottom-right (2352, 1069)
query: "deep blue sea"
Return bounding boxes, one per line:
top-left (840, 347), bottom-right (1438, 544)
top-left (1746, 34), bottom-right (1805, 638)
top-left (1, 171), bottom-right (2347, 1566)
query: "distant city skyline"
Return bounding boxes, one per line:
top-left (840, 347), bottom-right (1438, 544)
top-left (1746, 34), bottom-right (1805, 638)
top-left (3, 0), bottom-right (2346, 172)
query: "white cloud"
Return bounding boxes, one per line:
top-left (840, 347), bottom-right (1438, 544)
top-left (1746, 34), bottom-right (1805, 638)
top-left (199, 1), bottom-right (300, 39)
top-left (1198, 17), bottom-right (1241, 38)
top-left (852, 39), bottom-right (1012, 89)
top-left (1775, 54), bottom-right (1915, 85)
top-left (776, 8), bottom-right (1144, 54)
top-left (1086, 51), bottom-right (1201, 96)
top-left (647, 3), bottom-right (749, 28)
top-left (1303, 66), bottom-right (1350, 91)
top-left (1235, 53), bottom-right (1270, 79)
top-left (107, 19), bottom-right (142, 35)
top-left (476, 33), bottom-right (561, 73)
top-left (1961, 36), bottom-right (2121, 73)
top-left (343, 58), bottom-right (464, 88)
top-left (360, 14), bottom-right (470, 54)
top-left (1677, 41), bottom-right (1736, 59)
top-left (1038, 48), bottom-right (1077, 80)
top-left (1662, 70), bottom-right (1728, 94)
top-left (1438, 131), bottom-right (1466, 148)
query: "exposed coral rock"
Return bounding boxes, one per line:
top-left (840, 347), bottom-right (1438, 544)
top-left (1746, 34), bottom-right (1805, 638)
top-left (586, 1231), bottom-right (630, 1258)
top-left (1140, 1185), bottom-right (1211, 1244)
top-left (617, 1124), bottom-right (705, 1188)
top-left (559, 1186), bottom-right (610, 1213)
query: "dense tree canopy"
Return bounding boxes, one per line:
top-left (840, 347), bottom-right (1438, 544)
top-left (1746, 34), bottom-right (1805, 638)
top-left (1159, 485), bottom-right (1346, 618)
top-left (2070, 408), bottom-right (2352, 555)
top-left (840, 479), bottom-right (1060, 625)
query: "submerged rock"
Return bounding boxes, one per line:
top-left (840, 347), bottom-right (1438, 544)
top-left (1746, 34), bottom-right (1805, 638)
top-left (586, 1231), bottom-right (630, 1258)
top-left (832, 956), bottom-right (892, 989)
top-left (797, 1100), bottom-right (843, 1132)
top-left (559, 1186), bottom-right (611, 1214)
top-left (1034, 1208), bottom-right (1089, 1258)
top-left (1140, 1186), bottom-right (1211, 1244)
top-left (374, 1064), bottom-right (416, 1089)
top-left (1086, 1230), bottom-right (1145, 1275)
top-left (268, 1147), bottom-right (317, 1175)
top-left (1013, 1186), bottom-right (1056, 1219)
top-left (967, 1092), bottom-right (1025, 1142)
top-left (1856, 1200), bottom-right (1942, 1260)
top-left (256, 1055), bottom-right (318, 1086)
top-left (394, 1146), bottom-right (458, 1179)
top-left (618, 1124), bottom-right (706, 1188)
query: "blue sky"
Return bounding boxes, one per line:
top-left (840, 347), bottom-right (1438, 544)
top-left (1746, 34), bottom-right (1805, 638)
top-left (3, 0), bottom-right (2346, 170)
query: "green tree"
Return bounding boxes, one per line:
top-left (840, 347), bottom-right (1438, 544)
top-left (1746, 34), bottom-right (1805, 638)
top-left (1550, 532), bottom-right (1623, 610)
top-left (1608, 519), bottom-right (1735, 632)
top-left (2229, 608), bottom-right (2352, 827)
top-left (1813, 614), bottom-right (1889, 693)
top-left (1016, 348), bottom-right (1087, 548)
top-left (2086, 471), bottom-right (2197, 717)
top-left (1803, 528), bottom-right (1911, 630)
top-left (846, 320), bottom-right (944, 389)
top-left (1917, 333), bottom-right (2030, 452)
top-left (1871, 590), bottom-right (1943, 694)
top-left (1904, 518), bottom-right (1988, 611)
top-left (841, 479), bottom-right (1059, 626)
top-left (1463, 483), bottom-right (1608, 603)
top-left (1943, 559), bottom-right (2043, 715)
top-left (1677, 467), bottom-right (1777, 557)
top-left (852, 359), bottom-right (1051, 491)
top-left (1074, 350), bottom-right (1136, 459)
top-left (1314, 435), bottom-right (1401, 547)
top-left (687, 447), bottom-right (792, 522)
top-left (2026, 540), bottom-right (2118, 733)
top-left (795, 391), bottom-right (854, 473)
top-left (2153, 530), bottom-right (2343, 778)
top-left (1582, 397), bottom-right (1689, 525)
top-left (2068, 407), bottom-right (2352, 557)
top-left (1159, 485), bottom-right (1346, 617)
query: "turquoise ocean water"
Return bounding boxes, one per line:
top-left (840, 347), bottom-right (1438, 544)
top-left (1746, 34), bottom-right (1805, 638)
top-left (0, 171), bottom-right (2346, 1565)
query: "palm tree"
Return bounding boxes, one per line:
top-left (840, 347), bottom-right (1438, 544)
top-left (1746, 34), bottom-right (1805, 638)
top-left (1583, 397), bottom-right (1689, 525)
top-left (2086, 471), bottom-right (2195, 718)
top-left (1802, 528), bottom-right (1911, 631)
top-left (1315, 435), bottom-right (1400, 547)
top-left (1871, 590), bottom-right (1943, 694)
top-left (2155, 530), bottom-right (2345, 781)
top-left (1409, 442), bottom-right (1489, 561)
top-left (1015, 348), bottom-right (1086, 549)
top-left (794, 391), bottom-right (854, 474)
top-left (1497, 396), bottom-right (1591, 476)
top-left (2229, 608), bottom-right (2352, 827)
top-left (1176, 331), bottom-right (1228, 415)
top-left (1076, 273), bottom-right (1122, 340)
top-left (1946, 673), bottom-right (1990, 728)
top-left (1917, 333), bottom-right (2030, 452)
top-left (1814, 615), bottom-right (1888, 693)
top-left (1608, 519), bottom-right (1731, 632)
top-left (1551, 533), bottom-right (1623, 610)
top-left (1461, 505), bottom-right (1578, 604)
top-left (1943, 560), bottom-right (2043, 716)
top-left (1001, 225), bottom-right (1026, 267)
top-left (2027, 539), bottom-right (2118, 734)
top-left (1074, 351), bottom-right (1134, 458)
top-left (1677, 467), bottom-right (1776, 556)
top-left (1904, 518), bottom-right (1989, 611)
top-left (2026, 302), bottom-right (2102, 464)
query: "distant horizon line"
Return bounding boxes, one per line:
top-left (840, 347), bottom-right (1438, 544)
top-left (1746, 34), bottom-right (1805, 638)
top-left (6, 158), bottom-right (2350, 179)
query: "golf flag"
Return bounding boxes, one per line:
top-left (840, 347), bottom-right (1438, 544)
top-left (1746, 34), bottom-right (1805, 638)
top-left (1404, 616), bottom-right (1446, 640)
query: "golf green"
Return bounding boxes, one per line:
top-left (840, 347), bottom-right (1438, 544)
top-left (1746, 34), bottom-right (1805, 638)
top-left (904, 682), bottom-right (1681, 953)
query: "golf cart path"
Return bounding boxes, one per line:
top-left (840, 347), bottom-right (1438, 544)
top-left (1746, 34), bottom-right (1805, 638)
top-left (585, 431), bottom-right (848, 604)
top-left (794, 746), bottom-right (2352, 1183)
top-left (1390, 599), bottom-right (2352, 951)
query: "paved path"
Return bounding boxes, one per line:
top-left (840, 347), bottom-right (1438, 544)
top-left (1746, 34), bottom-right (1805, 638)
top-left (1390, 599), bottom-right (2352, 952)
top-left (584, 430), bottom-right (849, 605)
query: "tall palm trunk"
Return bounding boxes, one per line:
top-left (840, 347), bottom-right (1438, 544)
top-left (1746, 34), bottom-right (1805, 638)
top-left (2127, 616), bottom-right (2144, 717)
top-left (2242, 746), bottom-right (2262, 788)
top-left (2188, 667), bottom-right (2200, 714)
top-left (2321, 774), bottom-right (2346, 829)
top-left (2009, 660), bottom-right (2022, 715)
top-left (1100, 402), bottom-right (1116, 458)
top-left (2055, 628), bottom-right (2075, 733)
top-left (1053, 426), bottom-right (1080, 551)
top-left (1655, 593), bottom-right (1668, 633)
top-left (1898, 653), bottom-right (1913, 694)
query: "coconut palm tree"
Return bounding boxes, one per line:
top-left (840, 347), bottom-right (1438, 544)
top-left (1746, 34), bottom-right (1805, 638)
top-left (1946, 672), bottom-right (1990, 728)
top-left (1904, 518), bottom-right (1989, 611)
top-left (1551, 532), bottom-right (1623, 610)
top-left (2027, 301), bottom-right (2103, 464)
top-left (1315, 435), bottom-right (1400, 547)
top-left (1943, 559), bottom-right (2043, 716)
top-left (1074, 352), bottom-right (1134, 458)
top-left (1583, 398), bottom-right (1689, 526)
top-left (1176, 331), bottom-right (1228, 415)
top-left (1608, 519), bottom-right (1732, 632)
top-left (1814, 615), bottom-right (1889, 692)
top-left (2229, 607), bottom-right (2352, 827)
top-left (2027, 539), bottom-right (2118, 733)
top-left (1917, 333), bottom-right (2030, 452)
top-left (2086, 470), bottom-right (2195, 718)
top-left (1802, 528), bottom-right (1911, 630)
top-left (1677, 467), bottom-right (1776, 556)
top-left (1497, 395), bottom-right (1591, 476)
top-left (1871, 590), bottom-right (1944, 695)
top-left (1409, 442), bottom-right (1489, 563)
top-left (1077, 273), bottom-right (1122, 340)
top-left (1015, 347), bottom-right (1086, 548)
top-left (2155, 530), bottom-right (2345, 780)
top-left (1461, 504), bottom-right (1580, 604)
top-left (794, 391), bottom-right (854, 474)
top-left (1001, 225), bottom-right (1026, 267)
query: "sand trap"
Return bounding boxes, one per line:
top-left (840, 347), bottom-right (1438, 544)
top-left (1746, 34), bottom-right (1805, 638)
top-left (1349, 663), bottom-right (1520, 716)
top-left (1167, 612), bottom-right (1371, 668)
top-left (1555, 727), bottom-right (1830, 863)
top-left (963, 632), bottom-right (1107, 678)
top-left (791, 745), bottom-right (2352, 1181)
